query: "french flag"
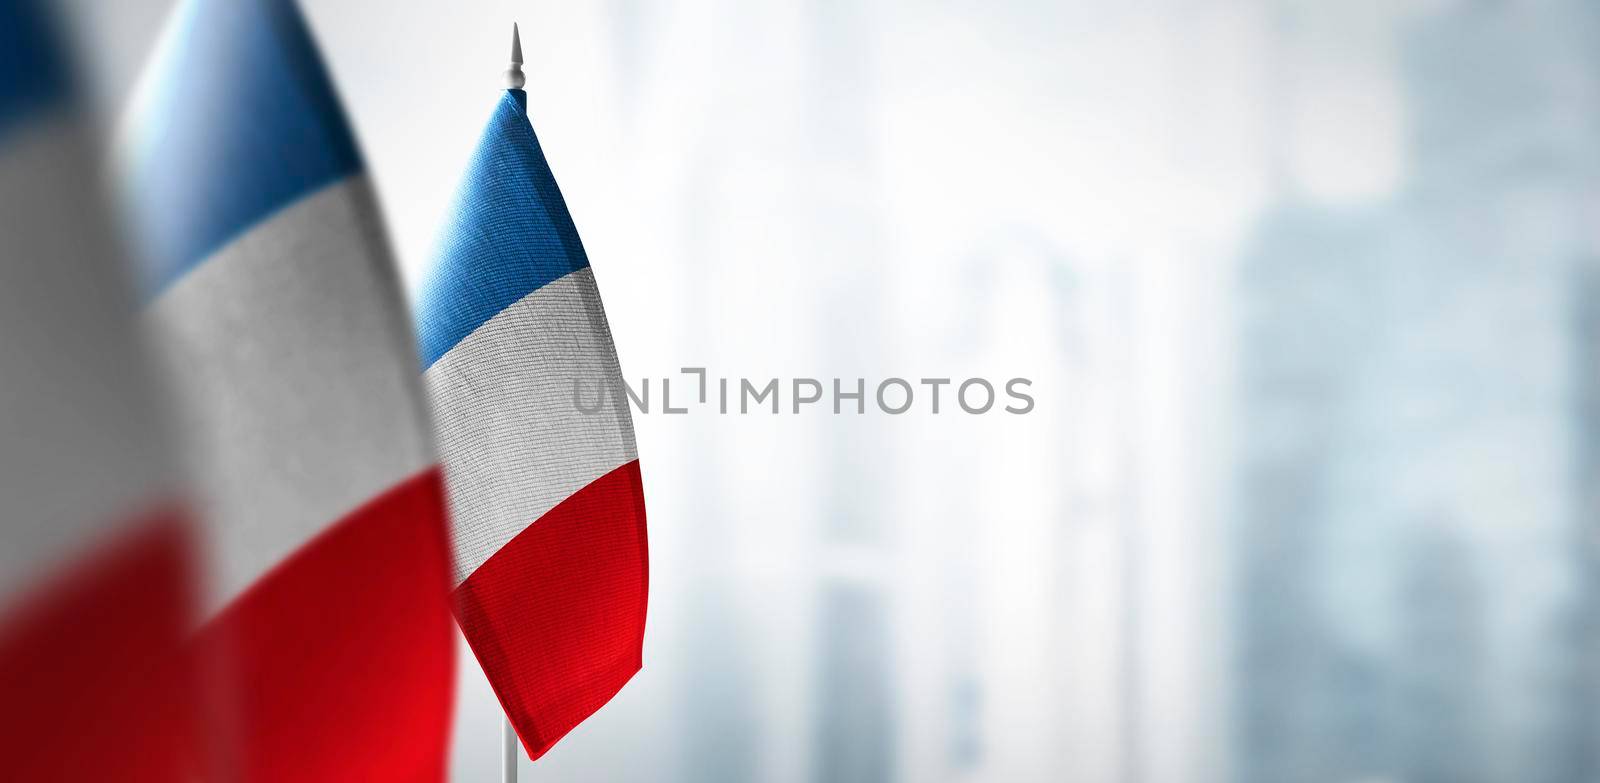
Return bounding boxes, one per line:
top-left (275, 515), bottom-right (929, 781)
top-left (415, 31), bottom-right (649, 761)
top-left (0, 1), bottom-right (198, 779)
top-left (120, 0), bottom-right (454, 779)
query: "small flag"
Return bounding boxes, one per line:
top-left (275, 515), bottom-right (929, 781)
top-left (416, 28), bottom-right (649, 761)
top-left (0, 1), bottom-right (198, 779)
top-left (120, 0), bottom-right (454, 778)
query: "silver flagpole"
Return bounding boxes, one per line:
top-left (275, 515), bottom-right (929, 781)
top-left (500, 24), bottom-right (525, 783)
top-left (503, 714), bottom-right (520, 783)
top-left (506, 23), bottom-right (526, 90)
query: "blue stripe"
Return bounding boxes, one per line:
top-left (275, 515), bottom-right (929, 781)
top-left (0, 0), bottom-right (72, 142)
top-left (123, 0), bottom-right (362, 297)
top-left (415, 90), bottom-right (591, 370)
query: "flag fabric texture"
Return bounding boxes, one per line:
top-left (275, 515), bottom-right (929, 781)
top-left (121, 0), bottom-right (454, 779)
top-left (0, 1), bottom-right (198, 779)
top-left (417, 88), bottom-right (649, 760)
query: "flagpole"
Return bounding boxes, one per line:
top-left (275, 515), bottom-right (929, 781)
top-left (506, 23), bottom-right (525, 90)
top-left (500, 23), bottom-right (526, 783)
top-left (503, 714), bottom-right (519, 783)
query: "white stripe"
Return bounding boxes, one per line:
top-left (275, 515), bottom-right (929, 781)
top-left (147, 175), bottom-right (434, 613)
top-left (0, 112), bottom-right (176, 608)
top-left (426, 268), bottom-right (637, 587)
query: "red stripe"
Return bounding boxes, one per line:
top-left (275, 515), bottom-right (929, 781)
top-left (454, 459), bottom-right (649, 760)
top-left (199, 468), bottom-right (455, 782)
top-left (0, 508), bottom-right (199, 782)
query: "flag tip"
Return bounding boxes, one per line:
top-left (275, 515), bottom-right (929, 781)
top-left (506, 23), bottom-right (525, 90)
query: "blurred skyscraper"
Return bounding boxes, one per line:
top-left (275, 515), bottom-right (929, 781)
top-left (1234, 200), bottom-right (1393, 783)
top-left (1233, 1), bottom-right (1600, 781)
top-left (803, 2), bottom-right (898, 782)
top-left (947, 232), bottom-right (1089, 783)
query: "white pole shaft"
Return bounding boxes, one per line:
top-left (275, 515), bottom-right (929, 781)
top-left (502, 715), bottom-right (519, 783)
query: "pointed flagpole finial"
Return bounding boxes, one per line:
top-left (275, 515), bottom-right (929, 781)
top-left (505, 23), bottom-right (525, 90)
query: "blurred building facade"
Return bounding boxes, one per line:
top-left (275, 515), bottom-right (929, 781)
top-left (1233, 1), bottom-right (1600, 781)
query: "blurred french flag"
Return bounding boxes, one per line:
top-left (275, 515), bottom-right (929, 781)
top-left (120, 0), bottom-right (454, 778)
top-left (0, 0), bottom-right (198, 779)
top-left (416, 33), bottom-right (649, 761)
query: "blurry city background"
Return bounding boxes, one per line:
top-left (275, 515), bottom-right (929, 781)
top-left (52, 0), bottom-right (1600, 780)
